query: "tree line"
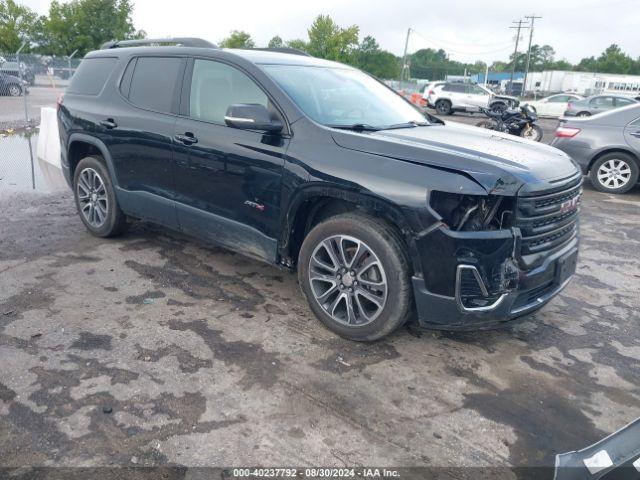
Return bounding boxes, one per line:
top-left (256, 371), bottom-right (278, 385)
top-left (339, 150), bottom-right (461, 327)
top-left (2, 0), bottom-right (639, 80)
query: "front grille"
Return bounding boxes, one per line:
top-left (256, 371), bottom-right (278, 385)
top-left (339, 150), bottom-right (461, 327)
top-left (517, 177), bottom-right (582, 255)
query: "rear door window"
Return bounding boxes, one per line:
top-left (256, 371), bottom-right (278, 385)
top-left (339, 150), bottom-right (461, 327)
top-left (590, 96), bottom-right (614, 108)
top-left (443, 84), bottom-right (465, 93)
top-left (128, 57), bottom-right (184, 113)
top-left (67, 57), bottom-right (117, 95)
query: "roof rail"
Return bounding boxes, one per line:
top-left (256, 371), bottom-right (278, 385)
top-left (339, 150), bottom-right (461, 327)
top-left (101, 37), bottom-right (217, 50)
top-left (250, 47), bottom-right (311, 57)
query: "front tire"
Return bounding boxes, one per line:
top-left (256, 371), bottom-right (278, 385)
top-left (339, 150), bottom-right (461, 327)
top-left (490, 103), bottom-right (507, 115)
top-left (577, 112), bottom-right (591, 117)
top-left (298, 213), bottom-right (413, 341)
top-left (73, 156), bottom-right (127, 237)
top-left (589, 153), bottom-right (638, 194)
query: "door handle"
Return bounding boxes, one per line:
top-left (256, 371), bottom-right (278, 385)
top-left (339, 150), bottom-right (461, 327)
top-left (630, 131), bottom-right (640, 138)
top-left (175, 132), bottom-right (198, 145)
top-left (100, 119), bottom-right (117, 129)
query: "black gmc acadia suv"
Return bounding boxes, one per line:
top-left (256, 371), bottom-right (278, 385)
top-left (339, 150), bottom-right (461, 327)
top-left (57, 38), bottom-right (581, 341)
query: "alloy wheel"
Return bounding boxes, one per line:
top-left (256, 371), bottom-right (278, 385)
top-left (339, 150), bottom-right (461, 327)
top-left (597, 159), bottom-right (632, 190)
top-left (8, 85), bottom-right (21, 96)
top-left (77, 167), bottom-right (109, 228)
top-left (522, 126), bottom-right (540, 141)
top-left (308, 235), bottom-right (388, 326)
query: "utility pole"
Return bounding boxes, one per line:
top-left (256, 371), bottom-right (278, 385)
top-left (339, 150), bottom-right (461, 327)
top-left (523, 15), bottom-right (542, 98)
top-left (509, 20), bottom-right (527, 96)
top-left (399, 28), bottom-right (411, 90)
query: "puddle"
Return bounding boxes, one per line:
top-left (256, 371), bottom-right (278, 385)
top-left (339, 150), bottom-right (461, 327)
top-left (0, 129), bottom-right (68, 194)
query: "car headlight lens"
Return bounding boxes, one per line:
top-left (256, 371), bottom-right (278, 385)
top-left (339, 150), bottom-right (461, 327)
top-left (429, 191), bottom-right (515, 231)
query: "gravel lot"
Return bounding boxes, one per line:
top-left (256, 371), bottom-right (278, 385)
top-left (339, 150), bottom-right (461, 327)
top-left (0, 113), bottom-right (638, 477)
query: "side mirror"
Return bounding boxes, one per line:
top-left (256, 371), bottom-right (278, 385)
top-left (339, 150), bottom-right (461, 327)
top-left (224, 103), bottom-right (283, 133)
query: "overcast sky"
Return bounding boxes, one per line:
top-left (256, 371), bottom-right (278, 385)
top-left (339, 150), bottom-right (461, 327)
top-left (21, 0), bottom-right (640, 64)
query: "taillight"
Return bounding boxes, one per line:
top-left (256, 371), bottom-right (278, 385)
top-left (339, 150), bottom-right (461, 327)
top-left (428, 90), bottom-right (434, 96)
top-left (56, 93), bottom-right (64, 111)
top-left (567, 101), bottom-right (573, 109)
top-left (555, 126), bottom-right (581, 138)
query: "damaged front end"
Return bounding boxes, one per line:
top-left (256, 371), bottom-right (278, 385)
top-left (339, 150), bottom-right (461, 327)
top-left (410, 174), bottom-right (581, 329)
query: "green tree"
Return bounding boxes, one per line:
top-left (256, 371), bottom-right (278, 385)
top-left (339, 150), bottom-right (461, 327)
top-left (549, 59), bottom-right (572, 70)
top-left (267, 35), bottom-right (283, 48)
top-left (354, 36), bottom-right (399, 79)
top-left (41, 0), bottom-right (142, 56)
top-left (306, 14), bottom-right (358, 63)
top-left (0, 0), bottom-right (40, 52)
top-left (219, 30), bottom-right (255, 49)
top-left (285, 39), bottom-right (308, 52)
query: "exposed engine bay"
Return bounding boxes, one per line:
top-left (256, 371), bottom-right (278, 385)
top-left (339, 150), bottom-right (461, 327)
top-left (429, 191), bottom-right (516, 232)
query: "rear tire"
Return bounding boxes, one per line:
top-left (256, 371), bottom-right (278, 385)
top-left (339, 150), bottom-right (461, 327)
top-left (8, 84), bottom-right (21, 96)
top-left (298, 213), bottom-right (413, 341)
top-left (589, 153), bottom-right (638, 194)
top-left (577, 112), bottom-right (591, 117)
top-left (73, 156), bottom-right (127, 237)
top-left (435, 99), bottom-right (452, 115)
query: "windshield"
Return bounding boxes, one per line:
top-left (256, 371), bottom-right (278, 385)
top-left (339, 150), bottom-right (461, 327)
top-left (261, 64), bottom-right (428, 129)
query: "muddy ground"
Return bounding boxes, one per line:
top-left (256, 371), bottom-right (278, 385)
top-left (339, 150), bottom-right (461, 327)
top-left (0, 179), bottom-right (639, 478)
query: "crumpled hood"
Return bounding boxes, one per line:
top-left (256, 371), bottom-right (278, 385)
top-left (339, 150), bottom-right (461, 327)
top-left (332, 122), bottom-right (579, 194)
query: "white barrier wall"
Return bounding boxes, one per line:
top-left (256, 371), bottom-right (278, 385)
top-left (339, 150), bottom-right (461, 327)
top-left (37, 107), bottom-right (61, 168)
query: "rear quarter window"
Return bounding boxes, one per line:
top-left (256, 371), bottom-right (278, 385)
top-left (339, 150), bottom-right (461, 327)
top-left (67, 57), bottom-right (117, 95)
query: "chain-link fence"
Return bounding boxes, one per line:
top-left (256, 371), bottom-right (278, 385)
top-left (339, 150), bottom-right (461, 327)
top-left (1, 51), bottom-right (78, 192)
top-left (0, 51), bottom-right (80, 130)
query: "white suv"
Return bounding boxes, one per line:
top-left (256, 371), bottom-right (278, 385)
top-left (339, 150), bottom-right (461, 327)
top-left (426, 82), bottom-right (518, 115)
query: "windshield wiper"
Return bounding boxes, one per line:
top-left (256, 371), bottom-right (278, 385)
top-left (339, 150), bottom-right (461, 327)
top-left (328, 123), bottom-right (381, 132)
top-left (380, 121), bottom-right (431, 130)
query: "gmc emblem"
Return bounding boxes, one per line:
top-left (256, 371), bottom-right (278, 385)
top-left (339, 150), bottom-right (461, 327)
top-left (560, 196), bottom-right (580, 214)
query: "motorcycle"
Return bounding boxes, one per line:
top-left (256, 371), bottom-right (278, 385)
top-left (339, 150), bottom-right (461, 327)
top-left (475, 104), bottom-right (543, 142)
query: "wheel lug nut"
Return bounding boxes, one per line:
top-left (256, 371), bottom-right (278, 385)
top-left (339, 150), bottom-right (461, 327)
top-left (350, 271), bottom-right (356, 276)
top-left (336, 274), bottom-right (341, 280)
top-left (340, 284), bottom-right (345, 289)
top-left (348, 287), bottom-right (353, 293)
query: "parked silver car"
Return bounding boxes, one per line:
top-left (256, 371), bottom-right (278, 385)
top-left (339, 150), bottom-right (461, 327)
top-left (551, 104), bottom-right (640, 193)
top-left (563, 94), bottom-right (638, 117)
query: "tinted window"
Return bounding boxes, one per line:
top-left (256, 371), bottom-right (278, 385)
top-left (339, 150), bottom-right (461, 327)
top-left (443, 83), bottom-right (465, 93)
top-left (67, 57), bottom-right (117, 95)
top-left (549, 95), bottom-right (571, 103)
top-left (616, 97), bottom-right (635, 106)
top-left (129, 57), bottom-right (183, 113)
top-left (468, 85), bottom-right (488, 95)
top-left (119, 58), bottom-right (136, 97)
top-left (189, 59), bottom-right (267, 124)
top-left (591, 96), bottom-right (614, 108)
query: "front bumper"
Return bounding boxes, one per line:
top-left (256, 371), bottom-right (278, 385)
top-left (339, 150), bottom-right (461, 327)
top-left (411, 225), bottom-right (579, 330)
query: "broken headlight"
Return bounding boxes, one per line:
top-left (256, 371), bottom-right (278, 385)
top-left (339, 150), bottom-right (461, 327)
top-left (429, 191), bottom-right (515, 231)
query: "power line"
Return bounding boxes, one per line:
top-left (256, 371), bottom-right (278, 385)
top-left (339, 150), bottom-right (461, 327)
top-left (409, 29), bottom-right (512, 56)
